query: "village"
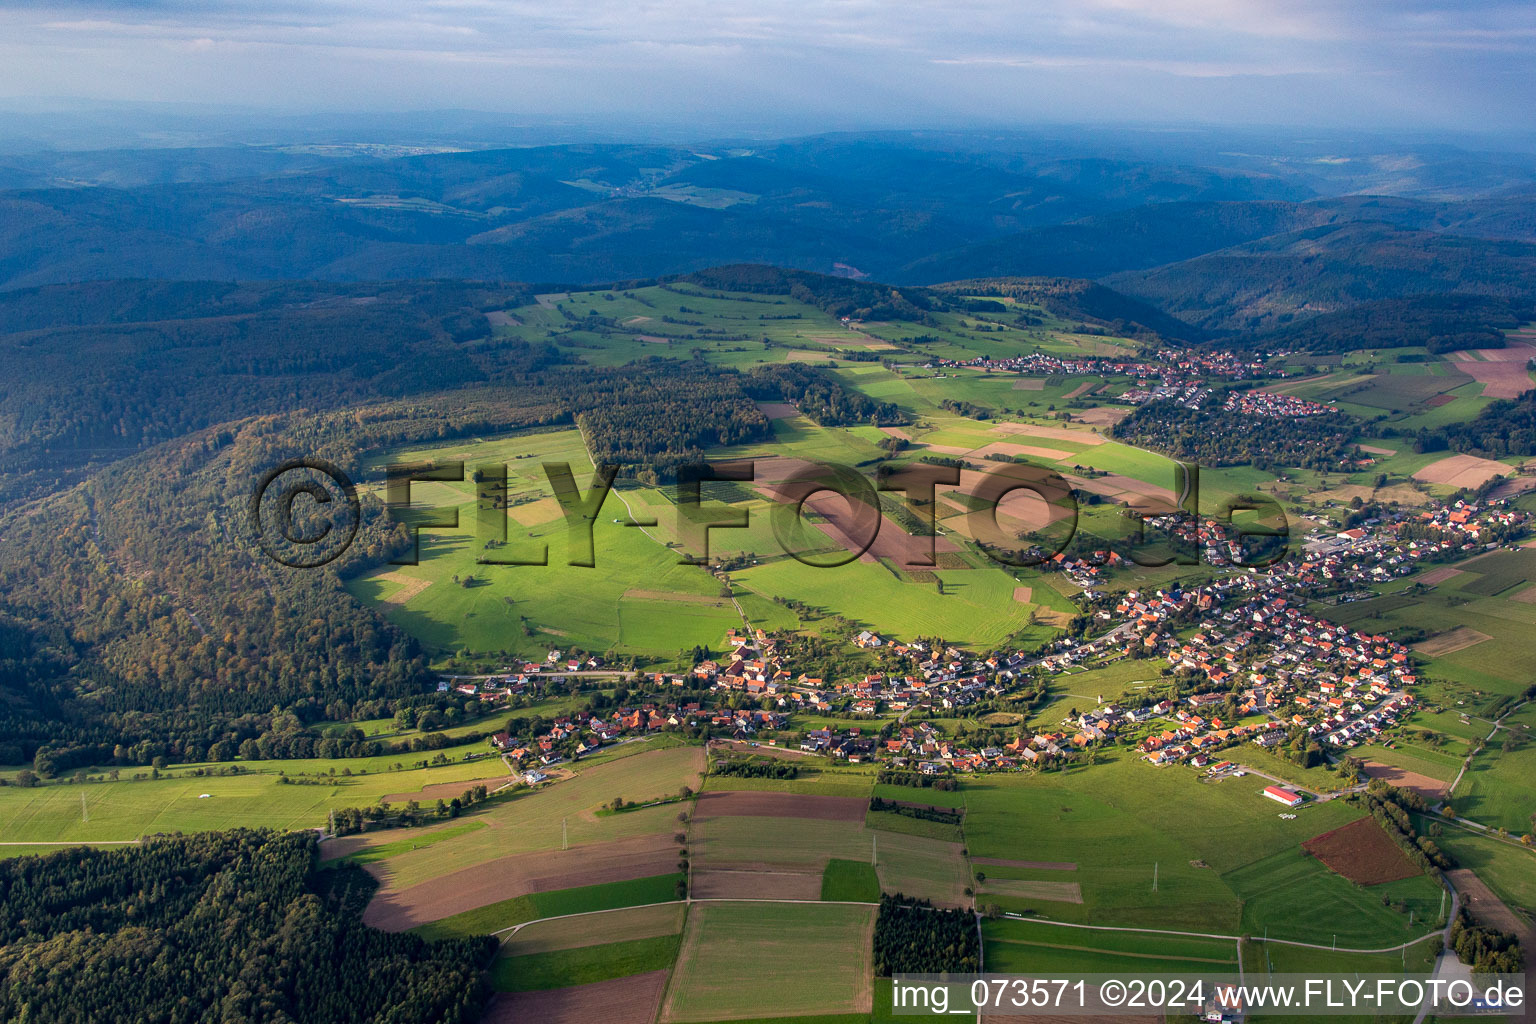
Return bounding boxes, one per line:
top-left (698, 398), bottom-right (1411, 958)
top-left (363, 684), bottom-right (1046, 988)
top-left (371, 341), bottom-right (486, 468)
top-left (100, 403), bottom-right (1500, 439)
top-left (442, 496), bottom-right (1528, 801)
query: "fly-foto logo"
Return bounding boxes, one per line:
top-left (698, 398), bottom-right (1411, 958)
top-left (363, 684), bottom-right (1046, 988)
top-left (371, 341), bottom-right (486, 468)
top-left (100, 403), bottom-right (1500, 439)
top-left (251, 456), bottom-right (1289, 571)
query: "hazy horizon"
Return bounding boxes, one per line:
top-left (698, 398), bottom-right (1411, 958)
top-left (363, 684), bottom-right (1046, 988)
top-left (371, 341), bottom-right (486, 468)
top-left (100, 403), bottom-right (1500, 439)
top-left (2, 0), bottom-right (1535, 145)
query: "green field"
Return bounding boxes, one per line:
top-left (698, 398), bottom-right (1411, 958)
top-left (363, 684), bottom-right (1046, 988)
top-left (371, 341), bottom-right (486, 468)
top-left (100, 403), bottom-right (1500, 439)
top-left (0, 757), bottom-right (506, 843)
top-left (822, 858), bottom-right (882, 902)
top-left (490, 933), bottom-right (680, 991)
top-left (414, 873), bottom-right (683, 941)
top-left (1430, 824), bottom-right (1536, 912)
top-left (661, 902), bottom-right (877, 1022)
top-left (1224, 849), bottom-right (1445, 946)
top-left (959, 753), bottom-right (1381, 938)
top-left (1449, 709), bottom-right (1536, 833)
top-left (983, 917), bottom-right (1240, 974)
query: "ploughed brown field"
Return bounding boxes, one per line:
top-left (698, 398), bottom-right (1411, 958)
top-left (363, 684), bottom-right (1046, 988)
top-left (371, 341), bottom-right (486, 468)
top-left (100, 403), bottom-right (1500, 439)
top-left (692, 790), bottom-right (866, 822)
top-left (1415, 565), bottom-right (1465, 586)
top-left (361, 833), bottom-right (678, 931)
top-left (690, 867), bottom-right (823, 900)
top-left (1448, 343), bottom-right (1536, 399)
top-left (1301, 816), bottom-right (1420, 886)
top-left (1360, 761), bottom-right (1447, 801)
top-left (482, 970), bottom-right (669, 1024)
top-left (1414, 625), bottom-right (1492, 657)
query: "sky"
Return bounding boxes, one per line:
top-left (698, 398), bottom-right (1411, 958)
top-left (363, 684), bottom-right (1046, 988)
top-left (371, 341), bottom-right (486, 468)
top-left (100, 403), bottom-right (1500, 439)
top-left (1, 0), bottom-right (1533, 135)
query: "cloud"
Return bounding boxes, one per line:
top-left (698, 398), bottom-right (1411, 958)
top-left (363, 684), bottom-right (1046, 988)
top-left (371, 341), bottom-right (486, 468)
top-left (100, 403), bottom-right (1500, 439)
top-left (0, 0), bottom-right (1531, 131)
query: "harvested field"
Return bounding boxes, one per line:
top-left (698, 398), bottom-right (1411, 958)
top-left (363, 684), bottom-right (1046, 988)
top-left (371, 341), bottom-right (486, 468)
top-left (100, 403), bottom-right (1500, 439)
top-left (1490, 476), bottom-right (1536, 501)
top-left (1012, 378), bottom-right (1046, 390)
top-left (1071, 406), bottom-right (1131, 427)
top-left (1358, 444), bottom-right (1398, 456)
top-left (1449, 343), bottom-right (1536, 399)
top-left (1511, 585), bottom-right (1536, 604)
top-left (1062, 382), bottom-right (1096, 400)
top-left (622, 588), bottom-right (732, 607)
top-left (690, 868), bottom-right (822, 900)
top-left (1416, 566), bottom-right (1466, 586)
top-left (983, 879), bottom-right (1084, 903)
top-left (368, 570), bottom-right (431, 606)
top-left (968, 441), bottom-right (1074, 461)
top-left (1301, 817), bottom-right (1420, 885)
top-left (973, 857), bottom-right (1077, 871)
top-left (1360, 761), bottom-right (1448, 801)
top-left (382, 774), bottom-right (515, 804)
top-left (874, 832), bottom-right (970, 907)
top-left (705, 739), bottom-right (807, 761)
top-left (509, 497), bottom-right (566, 526)
top-left (485, 310), bottom-right (521, 327)
top-left (1414, 626), bottom-right (1493, 657)
top-left (482, 970), bottom-right (668, 1024)
top-left (750, 455), bottom-right (964, 570)
top-left (755, 402), bottom-right (799, 419)
top-left (996, 422), bottom-right (1103, 444)
top-left (1413, 453), bottom-right (1515, 489)
top-left (692, 790), bottom-right (865, 822)
top-left (503, 903), bottom-right (685, 956)
top-left (660, 902), bottom-right (874, 1022)
top-left (363, 833), bottom-right (678, 932)
top-left (1447, 868), bottom-right (1533, 942)
top-left (1013, 586), bottom-right (1032, 603)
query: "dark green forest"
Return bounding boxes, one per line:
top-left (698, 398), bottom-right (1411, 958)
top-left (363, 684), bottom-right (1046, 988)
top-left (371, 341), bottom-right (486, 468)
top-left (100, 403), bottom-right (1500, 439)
top-left (1414, 389), bottom-right (1536, 456)
top-left (0, 830), bottom-right (496, 1023)
top-left (1110, 396), bottom-right (1361, 470)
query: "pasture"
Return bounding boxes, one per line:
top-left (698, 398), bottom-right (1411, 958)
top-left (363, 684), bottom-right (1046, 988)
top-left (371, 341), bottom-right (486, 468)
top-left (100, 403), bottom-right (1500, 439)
top-left (1450, 702), bottom-right (1536, 832)
top-left (0, 756), bottom-right (505, 844)
top-left (959, 753), bottom-right (1371, 936)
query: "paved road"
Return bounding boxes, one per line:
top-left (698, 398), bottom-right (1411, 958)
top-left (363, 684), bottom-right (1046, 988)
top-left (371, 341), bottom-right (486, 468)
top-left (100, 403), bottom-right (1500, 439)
top-left (1410, 882), bottom-right (1462, 1024)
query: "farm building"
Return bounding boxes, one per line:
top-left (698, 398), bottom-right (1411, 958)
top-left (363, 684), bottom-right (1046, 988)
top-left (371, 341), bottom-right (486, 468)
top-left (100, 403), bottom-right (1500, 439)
top-left (1262, 785), bottom-right (1304, 807)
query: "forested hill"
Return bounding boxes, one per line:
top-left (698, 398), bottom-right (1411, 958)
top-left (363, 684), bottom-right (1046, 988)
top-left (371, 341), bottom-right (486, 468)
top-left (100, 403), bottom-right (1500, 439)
top-left (928, 276), bottom-right (1204, 342)
top-left (1230, 295), bottom-right (1535, 355)
top-left (0, 830), bottom-right (496, 1023)
top-left (0, 279), bottom-right (552, 504)
top-left (1105, 222), bottom-right (1536, 333)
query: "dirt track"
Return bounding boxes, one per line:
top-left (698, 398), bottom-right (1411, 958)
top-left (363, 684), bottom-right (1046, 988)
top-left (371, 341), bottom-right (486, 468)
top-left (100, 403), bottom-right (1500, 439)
top-left (361, 832), bottom-right (679, 932)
